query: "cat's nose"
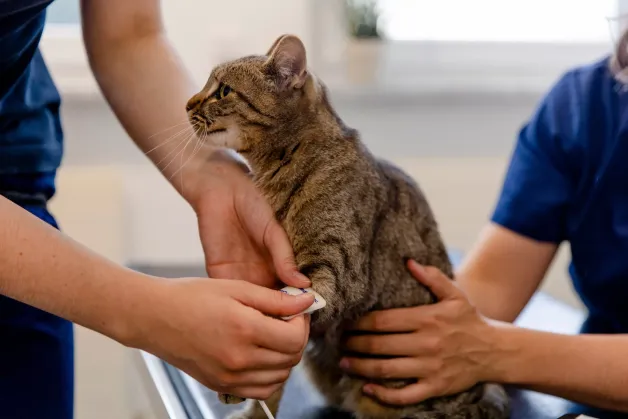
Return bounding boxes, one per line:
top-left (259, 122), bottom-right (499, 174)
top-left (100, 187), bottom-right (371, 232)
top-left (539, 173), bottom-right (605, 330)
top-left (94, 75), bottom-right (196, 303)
top-left (186, 93), bottom-right (204, 112)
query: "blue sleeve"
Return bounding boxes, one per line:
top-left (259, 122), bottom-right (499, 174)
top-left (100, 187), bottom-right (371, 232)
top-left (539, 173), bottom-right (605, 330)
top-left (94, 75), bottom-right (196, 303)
top-left (491, 73), bottom-right (581, 243)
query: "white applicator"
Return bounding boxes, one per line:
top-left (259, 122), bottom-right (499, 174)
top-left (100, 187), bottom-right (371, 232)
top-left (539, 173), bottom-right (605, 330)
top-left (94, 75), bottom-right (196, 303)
top-left (257, 286), bottom-right (327, 419)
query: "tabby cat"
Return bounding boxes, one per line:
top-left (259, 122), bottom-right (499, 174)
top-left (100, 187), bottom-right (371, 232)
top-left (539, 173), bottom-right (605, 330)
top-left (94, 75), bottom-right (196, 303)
top-left (185, 34), bottom-right (510, 419)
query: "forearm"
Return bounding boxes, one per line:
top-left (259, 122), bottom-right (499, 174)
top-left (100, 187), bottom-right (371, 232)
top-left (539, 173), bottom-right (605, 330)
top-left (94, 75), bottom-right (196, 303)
top-left (454, 225), bottom-right (558, 322)
top-left (0, 196), bottom-right (148, 344)
top-left (490, 322), bottom-right (628, 411)
top-left (84, 28), bottom-right (215, 199)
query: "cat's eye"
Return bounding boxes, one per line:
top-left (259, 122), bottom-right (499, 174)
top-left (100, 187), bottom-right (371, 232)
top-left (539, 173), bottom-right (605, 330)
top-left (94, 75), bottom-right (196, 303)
top-left (214, 83), bottom-right (232, 100)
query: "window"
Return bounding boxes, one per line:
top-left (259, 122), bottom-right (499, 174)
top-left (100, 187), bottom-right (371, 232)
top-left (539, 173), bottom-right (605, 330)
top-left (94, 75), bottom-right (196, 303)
top-left (323, 0), bottom-right (627, 95)
top-left (39, 0), bottom-right (628, 97)
top-left (377, 0), bottom-right (619, 43)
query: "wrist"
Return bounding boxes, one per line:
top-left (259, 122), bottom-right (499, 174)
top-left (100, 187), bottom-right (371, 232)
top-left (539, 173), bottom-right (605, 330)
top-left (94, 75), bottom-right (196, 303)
top-left (103, 270), bottom-right (164, 349)
top-left (480, 319), bottom-right (522, 384)
top-left (176, 147), bottom-right (250, 210)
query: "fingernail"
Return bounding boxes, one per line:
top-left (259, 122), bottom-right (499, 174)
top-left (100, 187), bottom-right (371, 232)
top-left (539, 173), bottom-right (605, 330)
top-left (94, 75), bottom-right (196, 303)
top-left (363, 385), bottom-right (374, 395)
top-left (295, 293), bottom-right (315, 302)
top-left (339, 358), bottom-right (349, 369)
top-left (294, 271), bottom-right (311, 286)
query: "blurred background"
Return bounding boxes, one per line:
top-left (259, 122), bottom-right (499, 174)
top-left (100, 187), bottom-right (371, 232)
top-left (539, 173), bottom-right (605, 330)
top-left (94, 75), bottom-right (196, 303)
top-left (39, 1), bottom-right (626, 417)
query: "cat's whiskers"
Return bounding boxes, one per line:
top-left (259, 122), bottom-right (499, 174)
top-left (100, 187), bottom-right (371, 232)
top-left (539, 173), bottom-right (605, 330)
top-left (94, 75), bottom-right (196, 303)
top-left (162, 130), bottom-right (198, 174)
top-left (144, 125), bottom-right (194, 156)
top-left (146, 119), bottom-right (191, 140)
top-left (172, 127), bottom-right (208, 188)
top-left (154, 130), bottom-right (195, 168)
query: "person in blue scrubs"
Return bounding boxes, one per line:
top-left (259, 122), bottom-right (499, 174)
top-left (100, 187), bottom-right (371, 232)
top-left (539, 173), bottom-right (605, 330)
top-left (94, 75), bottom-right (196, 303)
top-left (340, 50), bottom-right (628, 414)
top-left (0, 1), bottom-right (314, 418)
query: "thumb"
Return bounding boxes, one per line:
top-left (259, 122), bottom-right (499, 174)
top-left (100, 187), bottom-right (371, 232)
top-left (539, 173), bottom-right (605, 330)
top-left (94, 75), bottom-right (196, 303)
top-left (262, 220), bottom-right (311, 288)
top-left (237, 192), bottom-right (310, 288)
top-left (236, 284), bottom-right (315, 317)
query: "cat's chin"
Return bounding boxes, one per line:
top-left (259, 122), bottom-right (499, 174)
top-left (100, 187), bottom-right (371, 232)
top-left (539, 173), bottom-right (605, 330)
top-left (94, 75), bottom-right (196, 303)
top-left (203, 126), bottom-right (242, 150)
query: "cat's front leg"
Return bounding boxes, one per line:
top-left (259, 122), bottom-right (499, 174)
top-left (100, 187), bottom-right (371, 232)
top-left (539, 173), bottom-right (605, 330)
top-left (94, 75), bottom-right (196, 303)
top-left (297, 262), bottom-right (343, 333)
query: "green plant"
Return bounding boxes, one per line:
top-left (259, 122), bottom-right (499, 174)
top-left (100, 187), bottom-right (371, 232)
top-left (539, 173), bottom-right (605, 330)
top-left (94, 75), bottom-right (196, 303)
top-left (345, 0), bottom-right (382, 39)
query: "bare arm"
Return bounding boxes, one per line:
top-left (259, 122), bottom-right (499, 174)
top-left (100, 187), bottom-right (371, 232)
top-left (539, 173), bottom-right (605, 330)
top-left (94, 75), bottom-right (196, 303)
top-left (492, 322), bottom-right (628, 411)
top-left (79, 0), bottom-right (311, 288)
top-left (0, 194), bottom-right (313, 399)
top-left (80, 0), bottom-right (216, 203)
top-left (0, 195), bottom-right (144, 341)
top-left (455, 224), bottom-right (628, 410)
top-left (455, 222), bottom-right (559, 322)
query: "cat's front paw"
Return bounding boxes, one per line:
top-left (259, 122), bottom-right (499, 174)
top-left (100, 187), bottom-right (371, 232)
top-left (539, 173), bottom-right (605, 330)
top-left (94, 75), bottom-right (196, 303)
top-left (218, 393), bottom-right (246, 404)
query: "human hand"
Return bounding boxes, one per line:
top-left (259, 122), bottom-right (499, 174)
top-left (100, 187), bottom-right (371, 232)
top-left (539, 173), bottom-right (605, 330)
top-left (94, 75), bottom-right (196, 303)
top-left (183, 150), bottom-right (310, 289)
top-left (340, 260), bottom-right (498, 405)
top-left (129, 275), bottom-right (314, 400)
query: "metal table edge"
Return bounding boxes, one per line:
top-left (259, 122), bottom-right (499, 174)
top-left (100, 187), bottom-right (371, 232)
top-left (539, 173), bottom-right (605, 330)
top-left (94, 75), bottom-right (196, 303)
top-left (134, 350), bottom-right (207, 419)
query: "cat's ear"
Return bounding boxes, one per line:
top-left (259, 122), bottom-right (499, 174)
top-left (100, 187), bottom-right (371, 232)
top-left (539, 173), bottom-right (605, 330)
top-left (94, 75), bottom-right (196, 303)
top-left (264, 34), bottom-right (307, 90)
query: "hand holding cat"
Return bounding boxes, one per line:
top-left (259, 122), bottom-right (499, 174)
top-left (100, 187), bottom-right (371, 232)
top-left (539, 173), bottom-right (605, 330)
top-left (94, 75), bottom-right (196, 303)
top-left (139, 276), bottom-right (313, 400)
top-left (340, 260), bottom-right (500, 405)
top-left (187, 150), bottom-right (310, 289)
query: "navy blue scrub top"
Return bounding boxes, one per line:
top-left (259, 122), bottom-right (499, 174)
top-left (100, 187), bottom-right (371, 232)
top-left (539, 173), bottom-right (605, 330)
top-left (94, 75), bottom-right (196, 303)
top-left (492, 56), bottom-right (628, 333)
top-left (0, 0), bottom-right (62, 177)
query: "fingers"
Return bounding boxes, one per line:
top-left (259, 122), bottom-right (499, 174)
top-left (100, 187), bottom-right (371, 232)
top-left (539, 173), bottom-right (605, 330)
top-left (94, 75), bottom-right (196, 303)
top-left (340, 357), bottom-right (431, 380)
top-left (347, 307), bottom-right (419, 332)
top-left (254, 313), bottom-right (310, 354)
top-left (223, 384), bottom-right (284, 401)
top-left (343, 333), bottom-right (420, 356)
top-left (231, 282), bottom-right (311, 353)
top-left (236, 283), bottom-right (314, 318)
top-left (242, 347), bottom-right (303, 370)
top-left (407, 260), bottom-right (460, 301)
top-left (263, 220), bottom-right (311, 287)
top-left (220, 367), bottom-right (292, 388)
top-left (363, 381), bottom-right (441, 405)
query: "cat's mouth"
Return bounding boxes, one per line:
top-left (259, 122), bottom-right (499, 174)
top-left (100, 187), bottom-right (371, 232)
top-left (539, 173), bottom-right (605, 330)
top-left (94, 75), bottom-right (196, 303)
top-left (207, 128), bottom-right (227, 135)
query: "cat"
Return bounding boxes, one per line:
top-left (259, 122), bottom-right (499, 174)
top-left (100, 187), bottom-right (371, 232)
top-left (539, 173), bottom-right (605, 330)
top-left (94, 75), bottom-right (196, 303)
top-left (185, 34), bottom-right (510, 419)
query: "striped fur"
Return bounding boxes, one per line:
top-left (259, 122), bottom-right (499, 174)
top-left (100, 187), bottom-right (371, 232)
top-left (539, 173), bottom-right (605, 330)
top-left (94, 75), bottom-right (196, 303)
top-left (187, 34), bottom-right (510, 419)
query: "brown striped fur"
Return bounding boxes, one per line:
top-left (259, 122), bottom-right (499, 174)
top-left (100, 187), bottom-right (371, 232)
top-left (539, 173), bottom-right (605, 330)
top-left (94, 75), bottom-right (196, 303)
top-left (186, 34), bottom-right (510, 419)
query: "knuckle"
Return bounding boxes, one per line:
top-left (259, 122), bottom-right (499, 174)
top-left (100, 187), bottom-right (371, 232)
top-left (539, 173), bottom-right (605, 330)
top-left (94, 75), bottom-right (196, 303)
top-left (371, 315), bottom-right (388, 331)
top-left (233, 320), bottom-right (254, 340)
top-left (278, 369), bottom-right (291, 383)
top-left (274, 290), bottom-right (290, 306)
top-left (431, 358), bottom-right (445, 372)
top-left (282, 255), bottom-right (296, 269)
top-left (224, 352), bottom-right (247, 371)
top-left (425, 337), bottom-right (443, 353)
top-left (288, 354), bottom-right (301, 368)
top-left (216, 371), bottom-right (237, 388)
top-left (364, 337), bottom-right (380, 353)
top-left (374, 361), bottom-right (392, 378)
